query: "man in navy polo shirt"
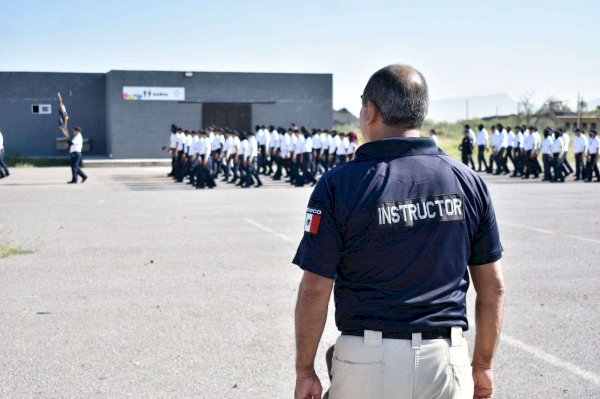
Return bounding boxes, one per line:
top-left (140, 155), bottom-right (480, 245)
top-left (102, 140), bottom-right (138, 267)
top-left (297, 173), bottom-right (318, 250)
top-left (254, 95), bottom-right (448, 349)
top-left (293, 64), bottom-right (505, 399)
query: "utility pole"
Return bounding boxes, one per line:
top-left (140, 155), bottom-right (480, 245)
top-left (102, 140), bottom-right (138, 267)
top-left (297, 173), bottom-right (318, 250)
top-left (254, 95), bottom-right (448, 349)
top-left (576, 92), bottom-right (581, 129)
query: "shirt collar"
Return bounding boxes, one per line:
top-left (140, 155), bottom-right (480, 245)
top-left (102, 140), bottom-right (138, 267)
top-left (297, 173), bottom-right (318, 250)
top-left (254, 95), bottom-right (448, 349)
top-left (355, 137), bottom-right (443, 160)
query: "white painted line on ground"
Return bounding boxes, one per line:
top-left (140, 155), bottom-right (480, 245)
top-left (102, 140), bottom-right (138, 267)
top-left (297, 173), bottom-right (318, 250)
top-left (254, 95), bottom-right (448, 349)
top-left (244, 218), bottom-right (296, 243)
top-left (501, 333), bottom-right (600, 386)
top-left (500, 221), bottom-right (600, 244)
top-left (248, 217), bottom-right (600, 385)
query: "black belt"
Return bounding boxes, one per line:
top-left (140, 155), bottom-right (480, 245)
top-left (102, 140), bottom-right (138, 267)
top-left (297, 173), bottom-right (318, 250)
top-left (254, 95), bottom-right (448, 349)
top-left (342, 328), bottom-right (456, 340)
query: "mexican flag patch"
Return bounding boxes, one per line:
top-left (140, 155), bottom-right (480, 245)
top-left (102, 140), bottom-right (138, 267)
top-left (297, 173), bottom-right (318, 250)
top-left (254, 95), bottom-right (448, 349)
top-left (304, 210), bottom-right (322, 235)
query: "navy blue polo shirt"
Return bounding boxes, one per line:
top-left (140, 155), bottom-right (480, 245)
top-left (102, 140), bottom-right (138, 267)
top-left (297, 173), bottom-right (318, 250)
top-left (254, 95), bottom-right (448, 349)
top-left (292, 137), bottom-right (502, 334)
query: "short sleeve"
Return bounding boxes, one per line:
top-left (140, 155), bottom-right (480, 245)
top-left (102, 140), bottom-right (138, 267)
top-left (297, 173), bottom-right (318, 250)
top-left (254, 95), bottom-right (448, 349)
top-left (292, 177), bottom-right (342, 279)
top-left (469, 182), bottom-right (503, 266)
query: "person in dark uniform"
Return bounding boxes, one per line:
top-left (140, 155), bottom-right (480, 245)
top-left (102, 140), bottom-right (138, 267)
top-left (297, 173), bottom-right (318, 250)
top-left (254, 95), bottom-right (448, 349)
top-left (293, 65), bottom-right (504, 399)
top-left (459, 128), bottom-right (474, 168)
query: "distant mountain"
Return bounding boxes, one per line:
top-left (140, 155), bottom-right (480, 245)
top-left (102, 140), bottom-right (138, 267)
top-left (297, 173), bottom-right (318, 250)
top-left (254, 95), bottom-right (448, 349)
top-left (333, 108), bottom-right (359, 126)
top-left (429, 93), bottom-right (518, 122)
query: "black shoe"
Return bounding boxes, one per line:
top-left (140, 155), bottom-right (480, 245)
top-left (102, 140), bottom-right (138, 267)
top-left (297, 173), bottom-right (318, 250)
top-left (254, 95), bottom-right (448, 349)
top-left (255, 182), bottom-right (263, 188)
top-left (81, 176), bottom-right (87, 183)
top-left (67, 181), bottom-right (77, 184)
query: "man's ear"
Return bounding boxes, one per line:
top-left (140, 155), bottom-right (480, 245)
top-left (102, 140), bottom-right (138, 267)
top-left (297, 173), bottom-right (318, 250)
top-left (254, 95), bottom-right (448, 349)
top-left (366, 101), bottom-right (379, 126)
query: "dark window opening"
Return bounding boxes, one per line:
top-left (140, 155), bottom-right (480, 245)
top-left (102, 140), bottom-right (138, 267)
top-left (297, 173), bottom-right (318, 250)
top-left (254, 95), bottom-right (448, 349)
top-left (202, 103), bottom-right (251, 132)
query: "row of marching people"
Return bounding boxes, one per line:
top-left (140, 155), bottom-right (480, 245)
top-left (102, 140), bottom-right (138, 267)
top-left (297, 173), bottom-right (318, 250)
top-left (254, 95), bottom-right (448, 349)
top-left (450, 123), bottom-right (600, 183)
top-left (167, 124), bottom-right (360, 189)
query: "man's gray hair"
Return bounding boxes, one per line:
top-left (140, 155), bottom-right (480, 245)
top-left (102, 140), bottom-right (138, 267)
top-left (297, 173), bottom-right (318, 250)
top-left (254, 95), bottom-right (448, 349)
top-left (362, 64), bottom-right (429, 129)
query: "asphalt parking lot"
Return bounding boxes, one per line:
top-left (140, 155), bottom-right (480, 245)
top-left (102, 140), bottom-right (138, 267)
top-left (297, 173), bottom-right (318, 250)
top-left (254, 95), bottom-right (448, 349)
top-left (1, 166), bottom-right (599, 398)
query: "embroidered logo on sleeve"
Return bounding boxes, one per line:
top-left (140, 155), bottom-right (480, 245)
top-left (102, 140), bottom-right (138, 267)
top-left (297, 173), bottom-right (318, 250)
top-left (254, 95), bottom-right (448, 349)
top-left (304, 208), bottom-right (322, 235)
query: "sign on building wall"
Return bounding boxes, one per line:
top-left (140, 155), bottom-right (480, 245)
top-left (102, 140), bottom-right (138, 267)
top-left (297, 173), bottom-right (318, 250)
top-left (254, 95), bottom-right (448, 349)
top-left (122, 86), bottom-right (185, 101)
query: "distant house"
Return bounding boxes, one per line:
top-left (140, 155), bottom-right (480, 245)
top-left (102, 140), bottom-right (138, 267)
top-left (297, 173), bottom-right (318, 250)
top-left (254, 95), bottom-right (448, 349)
top-left (555, 115), bottom-right (599, 131)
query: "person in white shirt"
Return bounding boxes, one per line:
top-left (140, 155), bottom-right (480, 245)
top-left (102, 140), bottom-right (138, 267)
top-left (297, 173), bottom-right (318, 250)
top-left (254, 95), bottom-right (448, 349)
top-left (174, 129), bottom-right (188, 182)
top-left (551, 130), bottom-right (565, 182)
top-left (312, 128), bottom-right (323, 175)
top-left (347, 132), bottom-right (359, 161)
top-left (244, 131), bottom-right (262, 188)
top-left (510, 126), bottom-right (524, 177)
top-left (235, 132), bottom-right (248, 186)
top-left (476, 124), bottom-right (489, 172)
top-left (59, 125), bottom-right (88, 184)
top-left (291, 128), bottom-right (305, 186)
top-left (586, 129), bottom-right (600, 182)
top-left (272, 128), bottom-right (286, 181)
top-left (540, 128), bottom-right (554, 181)
top-left (230, 131), bottom-right (243, 185)
top-left (210, 128), bottom-right (224, 179)
top-left (336, 132), bottom-right (350, 166)
top-left (494, 124), bottom-right (509, 175)
top-left (506, 127), bottom-right (515, 173)
top-left (196, 130), bottom-right (216, 189)
top-left (222, 130), bottom-right (235, 182)
top-left (328, 132), bottom-right (341, 169)
top-left (299, 132), bottom-right (318, 187)
top-left (188, 131), bottom-right (200, 185)
top-left (268, 126), bottom-right (279, 175)
top-left (531, 126), bottom-right (543, 177)
top-left (560, 129), bottom-right (574, 177)
top-left (488, 125), bottom-right (500, 173)
top-left (573, 128), bottom-right (588, 181)
top-left (168, 125), bottom-right (178, 177)
top-left (255, 125), bottom-right (268, 175)
top-left (0, 129), bottom-right (10, 178)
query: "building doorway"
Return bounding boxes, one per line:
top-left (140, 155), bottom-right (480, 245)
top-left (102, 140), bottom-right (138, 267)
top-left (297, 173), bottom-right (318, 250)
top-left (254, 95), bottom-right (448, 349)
top-left (202, 103), bottom-right (251, 132)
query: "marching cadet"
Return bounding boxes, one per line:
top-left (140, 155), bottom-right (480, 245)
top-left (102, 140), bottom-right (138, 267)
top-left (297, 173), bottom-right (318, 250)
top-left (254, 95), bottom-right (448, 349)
top-left (459, 128), bottom-right (474, 168)
top-left (541, 128), bottom-right (554, 181)
top-left (235, 132), bottom-right (248, 186)
top-left (586, 129), bottom-right (600, 182)
top-left (551, 129), bottom-right (565, 182)
top-left (220, 130), bottom-right (231, 182)
top-left (328, 131), bottom-right (339, 169)
top-left (510, 126), bottom-right (524, 177)
top-left (187, 131), bottom-right (200, 185)
top-left (336, 132), bottom-right (349, 165)
top-left (560, 129), bottom-right (574, 177)
top-left (185, 130), bottom-right (195, 181)
top-left (347, 132), bottom-right (359, 161)
top-left (229, 130), bottom-right (242, 184)
top-left (506, 126), bottom-right (515, 172)
top-left (312, 128), bottom-right (323, 175)
top-left (532, 126), bottom-right (543, 176)
top-left (322, 130), bottom-right (332, 172)
top-left (292, 128), bottom-right (305, 186)
top-left (573, 128), bottom-right (588, 181)
top-left (488, 125), bottom-right (499, 173)
top-left (0, 129), bottom-right (10, 178)
top-left (300, 131), bottom-right (318, 187)
top-left (476, 124), bottom-right (488, 172)
top-left (196, 130), bottom-right (216, 189)
top-left (168, 124), bottom-right (178, 177)
top-left (174, 128), bottom-right (187, 182)
top-left (244, 131), bottom-right (262, 188)
top-left (495, 124), bottom-right (509, 175)
top-left (211, 128), bottom-right (224, 179)
top-left (268, 125), bottom-right (279, 175)
top-left (256, 125), bottom-right (268, 174)
top-left (280, 127), bottom-right (292, 181)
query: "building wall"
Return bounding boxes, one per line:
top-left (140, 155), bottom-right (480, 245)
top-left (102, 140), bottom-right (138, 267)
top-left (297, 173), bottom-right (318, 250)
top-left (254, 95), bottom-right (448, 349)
top-left (0, 72), bottom-right (106, 157)
top-left (106, 71), bottom-right (332, 158)
top-left (0, 70), bottom-right (332, 159)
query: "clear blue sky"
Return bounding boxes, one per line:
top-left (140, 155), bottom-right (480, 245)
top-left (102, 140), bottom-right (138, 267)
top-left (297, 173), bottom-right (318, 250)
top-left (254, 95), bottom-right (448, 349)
top-left (1, 0), bottom-right (599, 115)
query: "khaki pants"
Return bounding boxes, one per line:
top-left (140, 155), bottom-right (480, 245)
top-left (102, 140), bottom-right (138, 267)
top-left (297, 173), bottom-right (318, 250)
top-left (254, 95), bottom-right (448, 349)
top-left (329, 328), bottom-right (473, 399)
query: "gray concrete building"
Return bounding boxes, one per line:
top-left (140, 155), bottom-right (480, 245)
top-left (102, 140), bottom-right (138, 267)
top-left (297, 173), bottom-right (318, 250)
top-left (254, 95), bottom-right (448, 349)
top-left (0, 70), bottom-right (332, 159)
